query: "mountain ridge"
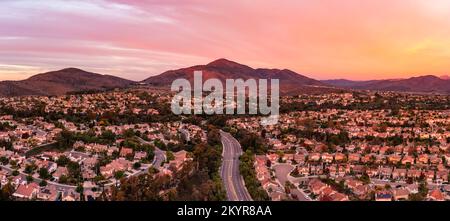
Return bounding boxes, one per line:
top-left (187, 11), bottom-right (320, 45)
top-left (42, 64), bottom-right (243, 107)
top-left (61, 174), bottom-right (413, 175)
top-left (143, 58), bottom-right (331, 95)
top-left (323, 75), bottom-right (450, 93)
top-left (3, 59), bottom-right (450, 97)
top-left (0, 68), bottom-right (134, 97)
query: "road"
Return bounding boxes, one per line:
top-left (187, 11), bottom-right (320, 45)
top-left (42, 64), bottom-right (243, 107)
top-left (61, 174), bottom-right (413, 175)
top-left (0, 165), bottom-right (80, 192)
top-left (1, 137), bottom-right (167, 192)
top-left (220, 131), bottom-right (253, 201)
top-left (136, 137), bottom-right (166, 169)
top-left (273, 163), bottom-right (312, 201)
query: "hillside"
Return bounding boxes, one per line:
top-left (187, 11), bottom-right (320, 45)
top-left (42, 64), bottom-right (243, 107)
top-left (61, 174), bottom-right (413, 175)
top-left (0, 68), bottom-right (134, 97)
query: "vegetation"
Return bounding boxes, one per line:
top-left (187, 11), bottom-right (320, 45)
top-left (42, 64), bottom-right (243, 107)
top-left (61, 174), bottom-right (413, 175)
top-left (0, 182), bottom-right (15, 201)
top-left (233, 128), bottom-right (268, 154)
top-left (239, 150), bottom-right (269, 201)
top-left (110, 127), bottom-right (226, 201)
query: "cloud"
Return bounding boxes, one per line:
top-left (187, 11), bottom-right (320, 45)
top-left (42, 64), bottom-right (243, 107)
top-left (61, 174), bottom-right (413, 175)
top-left (1, 0), bottom-right (450, 81)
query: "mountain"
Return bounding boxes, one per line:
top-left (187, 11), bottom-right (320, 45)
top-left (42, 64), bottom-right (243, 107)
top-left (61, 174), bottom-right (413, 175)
top-left (440, 75), bottom-right (450, 80)
top-left (0, 68), bottom-right (134, 97)
top-left (143, 58), bottom-right (332, 95)
top-left (323, 75), bottom-right (450, 94)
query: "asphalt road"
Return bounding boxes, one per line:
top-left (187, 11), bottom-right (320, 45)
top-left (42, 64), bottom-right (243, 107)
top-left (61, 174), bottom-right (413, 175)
top-left (0, 165), bottom-right (80, 192)
top-left (1, 137), bottom-right (167, 193)
top-left (273, 163), bottom-right (312, 201)
top-left (220, 131), bottom-right (253, 201)
top-left (136, 137), bottom-right (166, 169)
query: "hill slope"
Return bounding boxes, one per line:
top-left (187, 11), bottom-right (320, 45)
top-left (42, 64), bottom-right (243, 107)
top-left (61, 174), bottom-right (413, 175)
top-left (0, 68), bottom-right (134, 97)
top-left (323, 75), bottom-right (450, 93)
top-left (143, 58), bottom-right (331, 95)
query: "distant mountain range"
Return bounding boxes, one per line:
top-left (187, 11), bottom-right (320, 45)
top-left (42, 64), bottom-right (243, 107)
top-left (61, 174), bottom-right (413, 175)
top-left (1, 59), bottom-right (450, 97)
top-left (440, 75), bottom-right (450, 80)
top-left (0, 68), bottom-right (134, 97)
top-left (323, 75), bottom-right (450, 94)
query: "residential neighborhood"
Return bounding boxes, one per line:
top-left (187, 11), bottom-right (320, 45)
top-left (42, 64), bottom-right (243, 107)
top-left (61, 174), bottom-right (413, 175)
top-left (227, 92), bottom-right (450, 201)
top-left (1, 89), bottom-right (450, 201)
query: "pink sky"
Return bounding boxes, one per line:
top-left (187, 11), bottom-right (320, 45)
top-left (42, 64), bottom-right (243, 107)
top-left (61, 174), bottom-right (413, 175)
top-left (1, 0), bottom-right (450, 81)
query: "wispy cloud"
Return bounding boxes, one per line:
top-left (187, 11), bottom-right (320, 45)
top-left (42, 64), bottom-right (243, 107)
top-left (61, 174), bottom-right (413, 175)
top-left (1, 0), bottom-right (450, 81)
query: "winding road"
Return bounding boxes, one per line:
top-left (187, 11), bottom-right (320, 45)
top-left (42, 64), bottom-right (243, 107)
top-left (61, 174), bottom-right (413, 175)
top-left (220, 131), bottom-right (252, 201)
top-left (135, 137), bottom-right (166, 177)
top-left (273, 163), bottom-right (312, 201)
top-left (0, 137), bottom-right (167, 193)
top-left (0, 164), bottom-right (81, 192)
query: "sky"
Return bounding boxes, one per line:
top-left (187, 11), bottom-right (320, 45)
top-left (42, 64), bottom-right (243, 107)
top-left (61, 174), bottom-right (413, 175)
top-left (1, 0), bottom-right (450, 81)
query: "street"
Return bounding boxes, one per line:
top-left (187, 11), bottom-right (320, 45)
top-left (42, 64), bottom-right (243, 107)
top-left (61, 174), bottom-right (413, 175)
top-left (0, 137), bottom-right (167, 193)
top-left (135, 136), bottom-right (166, 169)
top-left (0, 164), bottom-right (80, 192)
top-left (273, 163), bottom-right (312, 201)
top-left (219, 131), bottom-right (253, 201)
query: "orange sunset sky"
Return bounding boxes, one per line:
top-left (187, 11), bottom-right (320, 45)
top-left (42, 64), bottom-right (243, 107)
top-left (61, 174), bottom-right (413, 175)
top-left (1, 0), bottom-right (450, 81)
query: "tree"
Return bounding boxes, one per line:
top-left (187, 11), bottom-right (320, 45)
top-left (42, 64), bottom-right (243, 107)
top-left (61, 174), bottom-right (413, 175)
top-left (207, 128), bottom-right (221, 146)
top-left (26, 175), bottom-right (34, 183)
top-left (56, 155), bottom-right (70, 166)
top-left (24, 164), bottom-right (36, 174)
top-left (0, 156), bottom-right (9, 165)
top-left (207, 115), bottom-right (228, 128)
top-left (0, 182), bottom-right (14, 201)
top-left (359, 173), bottom-right (371, 185)
top-left (123, 129), bottom-right (135, 138)
top-left (290, 167), bottom-right (299, 177)
top-left (114, 171), bottom-right (125, 180)
top-left (39, 168), bottom-right (50, 180)
top-left (235, 129), bottom-right (268, 154)
top-left (154, 139), bottom-right (166, 150)
top-left (67, 161), bottom-right (81, 180)
top-left (76, 184), bottom-right (84, 193)
top-left (409, 193), bottom-right (424, 201)
top-left (56, 130), bottom-right (76, 150)
top-left (39, 180), bottom-right (47, 187)
top-left (133, 162), bottom-right (141, 170)
top-left (166, 151), bottom-right (175, 162)
top-left (418, 181), bottom-right (428, 196)
top-left (239, 150), bottom-right (270, 201)
top-left (0, 140), bottom-right (13, 151)
top-left (100, 130), bottom-right (116, 143)
top-left (59, 175), bottom-right (68, 184)
top-left (193, 143), bottom-right (222, 178)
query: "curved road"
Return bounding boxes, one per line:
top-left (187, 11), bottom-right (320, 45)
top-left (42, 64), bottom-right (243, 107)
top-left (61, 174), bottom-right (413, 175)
top-left (0, 164), bottom-right (81, 192)
top-left (220, 131), bottom-right (252, 201)
top-left (273, 164), bottom-right (312, 201)
top-left (0, 137), bottom-right (166, 193)
top-left (136, 137), bottom-right (166, 169)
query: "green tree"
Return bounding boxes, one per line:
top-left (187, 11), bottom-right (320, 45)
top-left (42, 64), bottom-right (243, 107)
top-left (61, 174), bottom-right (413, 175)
top-left (166, 151), bottom-right (175, 162)
top-left (114, 171), bottom-right (125, 180)
top-left (0, 156), bottom-right (9, 165)
top-left (76, 184), bottom-right (84, 193)
top-left (56, 155), bottom-right (70, 166)
top-left (57, 130), bottom-right (76, 150)
top-left (67, 161), bottom-right (81, 180)
top-left (39, 168), bottom-right (50, 179)
top-left (39, 180), bottom-right (47, 187)
top-left (59, 175), bottom-right (68, 184)
top-left (24, 164), bottom-right (36, 174)
top-left (207, 128), bottom-right (221, 146)
top-left (26, 175), bottom-right (34, 183)
top-left (133, 162), bottom-right (141, 170)
top-left (0, 182), bottom-right (15, 201)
